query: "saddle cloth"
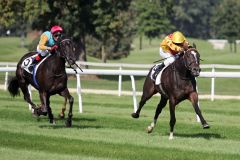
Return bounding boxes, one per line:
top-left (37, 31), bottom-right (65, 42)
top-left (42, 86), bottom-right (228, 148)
top-left (21, 54), bottom-right (51, 88)
top-left (21, 54), bottom-right (50, 74)
top-left (150, 64), bottom-right (167, 85)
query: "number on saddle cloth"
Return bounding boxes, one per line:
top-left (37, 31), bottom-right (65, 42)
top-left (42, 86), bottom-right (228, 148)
top-left (21, 57), bottom-right (34, 68)
top-left (21, 54), bottom-right (38, 74)
top-left (151, 64), bottom-right (163, 81)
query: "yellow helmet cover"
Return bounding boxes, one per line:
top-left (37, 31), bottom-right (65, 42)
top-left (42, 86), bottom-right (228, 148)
top-left (172, 31), bottom-right (185, 44)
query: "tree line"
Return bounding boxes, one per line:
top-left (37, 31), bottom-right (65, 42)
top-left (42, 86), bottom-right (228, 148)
top-left (0, 0), bottom-right (240, 61)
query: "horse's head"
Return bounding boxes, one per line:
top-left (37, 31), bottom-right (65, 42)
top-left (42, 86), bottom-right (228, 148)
top-left (182, 44), bottom-right (201, 77)
top-left (57, 38), bottom-right (76, 65)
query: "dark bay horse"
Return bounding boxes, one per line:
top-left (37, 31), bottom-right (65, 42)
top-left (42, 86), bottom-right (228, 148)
top-left (8, 38), bottom-right (77, 127)
top-left (131, 44), bottom-right (209, 139)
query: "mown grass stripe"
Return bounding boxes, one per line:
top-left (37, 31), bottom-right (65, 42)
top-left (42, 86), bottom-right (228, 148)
top-left (0, 130), bottom-right (239, 160)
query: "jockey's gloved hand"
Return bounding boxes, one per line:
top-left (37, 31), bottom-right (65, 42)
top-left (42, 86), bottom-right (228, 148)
top-left (51, 45), bottom-right (58, 51)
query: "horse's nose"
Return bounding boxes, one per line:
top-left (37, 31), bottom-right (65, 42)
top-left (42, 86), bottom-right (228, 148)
top-left (192, 67), bottom-right (200, 72)
top-left (192, 67), bottom-right (200, 76)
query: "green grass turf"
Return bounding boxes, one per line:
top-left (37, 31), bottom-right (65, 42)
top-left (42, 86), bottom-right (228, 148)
top-left (0, 90), bottom-right (240, 160)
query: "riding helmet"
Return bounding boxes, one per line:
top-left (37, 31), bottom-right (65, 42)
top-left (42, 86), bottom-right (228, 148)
top-left (51, 25), bottom-right (63, 34)
top-left (172, 31), bottom-right (185, 44)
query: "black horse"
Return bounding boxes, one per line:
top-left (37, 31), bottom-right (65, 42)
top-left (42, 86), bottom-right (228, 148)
top-left (131, 44), bottom-right (209, 139)
top-left (8, 38), bottom-right (77, 127)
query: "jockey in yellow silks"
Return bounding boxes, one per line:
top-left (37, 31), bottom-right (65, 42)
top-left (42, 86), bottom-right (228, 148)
top-left (153, 31), bottom-right (189, 76)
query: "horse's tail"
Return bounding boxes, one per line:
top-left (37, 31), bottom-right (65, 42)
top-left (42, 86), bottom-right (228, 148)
top-left (8, 77), bottom-right (20, 97)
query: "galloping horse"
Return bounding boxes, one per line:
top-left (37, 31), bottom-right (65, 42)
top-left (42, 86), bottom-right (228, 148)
top-left (131, 44), bottom-right (209, 139)
top-left (8, 38), bottom-right (77, 127)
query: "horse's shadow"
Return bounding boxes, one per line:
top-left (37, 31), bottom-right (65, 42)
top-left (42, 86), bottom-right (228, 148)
top-left (38, 117), bottom-right (103, 129)
top-left (172, 132), bottom-right (225, 140)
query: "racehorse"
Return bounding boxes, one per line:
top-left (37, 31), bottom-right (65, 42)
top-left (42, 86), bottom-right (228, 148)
top-left (131, 44), bottom-right (210, 139)
top-left (8, 38), bottom-right (77, 127)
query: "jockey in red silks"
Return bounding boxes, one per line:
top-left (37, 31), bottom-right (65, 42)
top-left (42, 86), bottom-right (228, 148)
top-left (30, 25), bottom-right (63, 68)
top-left (153, 31), bottom-right (189, 78)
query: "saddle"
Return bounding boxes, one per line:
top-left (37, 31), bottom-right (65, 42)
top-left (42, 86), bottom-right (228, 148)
top-left (21, 54), bottom-right (50, 74)
top-left (150, 64), bottom-right (168, 96)
top-left (151, 63), bottom-right (165, 83)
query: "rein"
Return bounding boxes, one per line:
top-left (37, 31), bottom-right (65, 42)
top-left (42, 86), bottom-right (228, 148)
top-left (57, 39), bottom-right (83, 73)
top-left (172, 49), bottom-right (196, 80)
top-left (182, 48), bottom-right (198, 71)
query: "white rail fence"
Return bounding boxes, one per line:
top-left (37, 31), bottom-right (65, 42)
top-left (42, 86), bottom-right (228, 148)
top-left (1, 63), bottom-right (240, 113)
top-left (2, 61), bottom-right (240, 100)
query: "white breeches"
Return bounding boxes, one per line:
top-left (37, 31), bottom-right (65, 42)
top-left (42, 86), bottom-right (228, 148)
top-left (37, 45), bottom-right (50, 57)
top-left (159, 47), bottom-right (176, 66)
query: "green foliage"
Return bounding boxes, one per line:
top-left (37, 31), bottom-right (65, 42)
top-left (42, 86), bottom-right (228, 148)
top-left (172, 0), bottom-right (219, 38)
top-left (211, 0), bottom-right (240, 40)
top-left (1, 0), bottom-right (240, 61)
top-left (135, 0), bottom-right (173, 39)
top-left (91, 0), bottom-right (134, 62)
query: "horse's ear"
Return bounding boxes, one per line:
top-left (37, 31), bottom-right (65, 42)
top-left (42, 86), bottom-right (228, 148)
top-left (193, 43), bottom-right (197, 49)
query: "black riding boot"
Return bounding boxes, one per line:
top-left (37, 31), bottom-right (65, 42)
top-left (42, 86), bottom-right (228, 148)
top-left (29, 55), bottom-right (44, 72)
top-left (153, 63), bottom-right (165, 79)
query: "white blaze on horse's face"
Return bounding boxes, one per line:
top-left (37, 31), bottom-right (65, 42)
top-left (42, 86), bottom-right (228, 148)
top-left (191, 51), bottom-right (198, 64)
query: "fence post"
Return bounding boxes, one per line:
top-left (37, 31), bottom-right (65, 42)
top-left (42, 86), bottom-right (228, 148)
top-left (76, 73), bottom-right (83, 113)
top-left (211, 66), bottom-right (215, 101)
top-left (4, 64), bottom-right (8, 90)
top-left (118, 66), bottom-right (122, 96)
top-left (130, 75), bottom-right (137, 112)
top-left (28, 85), bottom-right (33, 112)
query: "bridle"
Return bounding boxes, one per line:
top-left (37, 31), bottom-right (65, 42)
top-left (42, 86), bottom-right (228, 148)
top-left (182, 48), bottom-right (200, 71)
top-left (57, 39), bottom-right (83, 72)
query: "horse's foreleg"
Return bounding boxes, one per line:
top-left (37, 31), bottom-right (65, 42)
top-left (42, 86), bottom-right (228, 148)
top-left (189, 92), bottom-right (210, 129)
top-left (147, 96), bottom-right (168, 133)
top-left (169, 98), bottom-right (176, 140)
top-left (40, 92), bottom-right (55, 124)
top-left (60, 88), bottom-right (73, 127)
top-left (58, 94), bottom-right (67, 119)
top-left (131, 77), bottom-right (156, 118)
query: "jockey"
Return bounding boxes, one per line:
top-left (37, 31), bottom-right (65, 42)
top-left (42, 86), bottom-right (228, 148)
top-left (30, 25), bottom-right (63, 70)
top-left (153, 31), bottom-right (189, 78)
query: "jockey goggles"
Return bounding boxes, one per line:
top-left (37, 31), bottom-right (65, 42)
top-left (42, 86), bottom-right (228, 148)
top-left (53, 32), bottom-right (62, 38)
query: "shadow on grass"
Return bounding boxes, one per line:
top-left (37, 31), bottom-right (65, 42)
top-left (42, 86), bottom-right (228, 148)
top-left (38, 117), bottom-right (103, 129)
top-left (173, 132), bottom-right (225, 140)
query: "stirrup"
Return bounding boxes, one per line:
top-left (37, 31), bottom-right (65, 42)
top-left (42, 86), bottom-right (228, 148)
top-left (28, 65), bottom-right (34, 72)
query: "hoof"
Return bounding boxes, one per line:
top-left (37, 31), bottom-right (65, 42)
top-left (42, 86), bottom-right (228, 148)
top-left (203, 123), bottom-right (210, 129)
top-left (65, 119), bottom-right (72, 127)
top-left (146, 126), bottom-right (153, 133)
top-left (59, 113), bottom-right (65, 119)
top-left (33, 108), bottom-right (41, 117)
top-left (131, 113), bottom-right (139, 119)
top-left (32, 112), bottom-right (39, 118)
top-left (49, 119), bottom-right (56, 125)
top-left (33, 107), bottom-right (47, 117)
top-left (169, 132), bottom-right (174, 140)
top-left (169, 136), bottom-right (174, 140)
top-left (42, 112), bottom-right (48, 116)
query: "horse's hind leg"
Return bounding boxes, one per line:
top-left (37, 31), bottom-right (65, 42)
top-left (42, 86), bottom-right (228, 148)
top-left (189, 92), bottom-right (210, 129)
top-left (169, 98), bottom-right (177, 140)
top-left (19, 83), bottom-right (37, 110)
top-left (59, 88), bottom-right (74, 127)
top-left (147, 96), bottom-right (168, 133)
top-left (131, 76), bottom-right (157, 118)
